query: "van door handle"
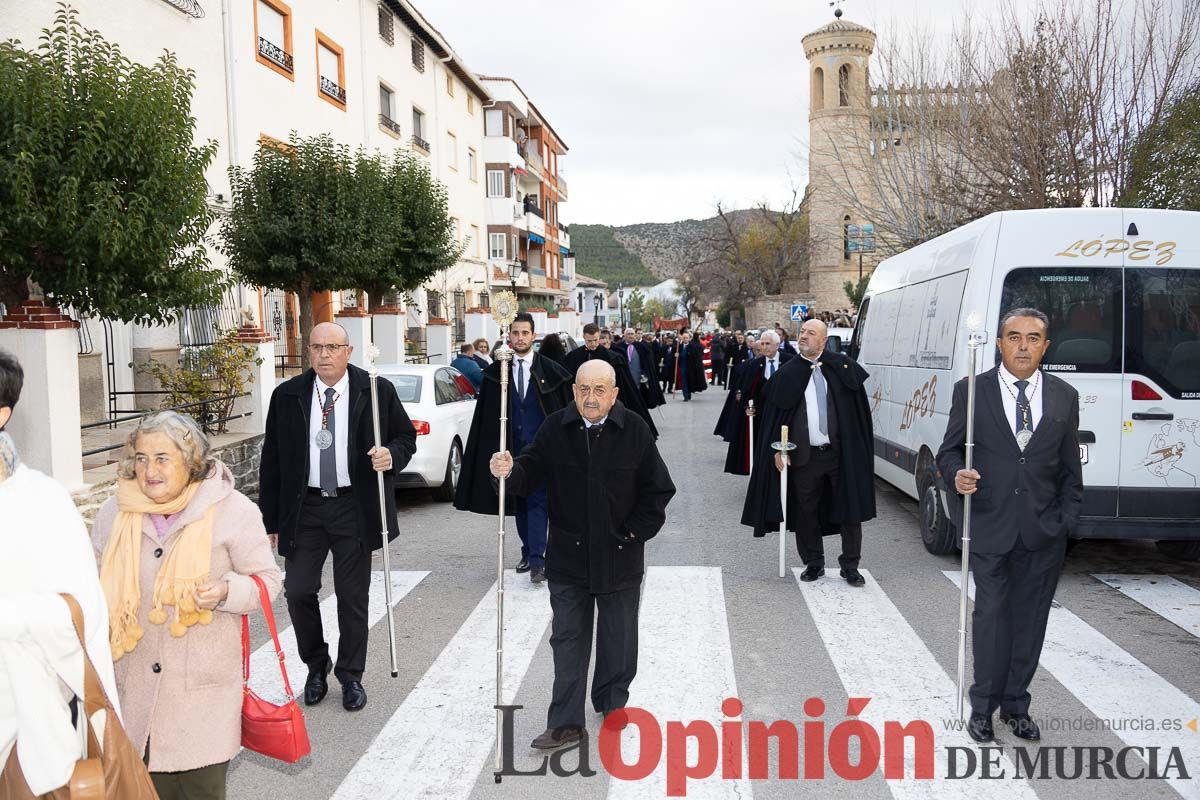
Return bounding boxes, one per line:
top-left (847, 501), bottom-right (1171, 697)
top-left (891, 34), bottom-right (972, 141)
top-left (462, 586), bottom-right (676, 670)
top-left (1132, 412), bottom-right (1173, 421)
top-left (1077, 430), bottom-right (1096, 443)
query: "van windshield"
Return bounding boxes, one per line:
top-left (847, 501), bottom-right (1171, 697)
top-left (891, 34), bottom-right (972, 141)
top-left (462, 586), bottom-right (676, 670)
top-left (999, 267), bottom-right (1122, 374)
top-left (1127, 268), bottom-right (1200, 399)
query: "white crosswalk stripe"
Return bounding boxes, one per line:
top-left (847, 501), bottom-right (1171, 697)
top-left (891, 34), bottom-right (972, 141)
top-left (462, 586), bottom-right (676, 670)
top-left (608, 566), bottom-right (752, 800)
top-left (1093, 574), bottom-right (1200, 640)
top-left (945, 571), bottom-right (1200, 800)
top-left (331, 570), bottom-right (553, 800)
top-left (246, 570), bottom-right (428, 706)
top-left (798, 568), bottom-right (1038, 799)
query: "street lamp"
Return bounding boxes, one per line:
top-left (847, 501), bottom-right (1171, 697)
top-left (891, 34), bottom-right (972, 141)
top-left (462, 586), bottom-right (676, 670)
top-left (508, 259), bottom-right (523, 294)
top-left (617, 282), bottom-right (624, 329)
top-left (593, 292), bottom-right (601, 325)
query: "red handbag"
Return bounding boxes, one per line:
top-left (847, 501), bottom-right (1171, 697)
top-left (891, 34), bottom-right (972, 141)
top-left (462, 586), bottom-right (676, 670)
top-left (240, 575), bottom-right (311, 763)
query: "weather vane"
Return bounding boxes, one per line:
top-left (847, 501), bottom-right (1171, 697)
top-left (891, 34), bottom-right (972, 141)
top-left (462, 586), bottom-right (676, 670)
top-left (829, 0), bottom-right (846, 18)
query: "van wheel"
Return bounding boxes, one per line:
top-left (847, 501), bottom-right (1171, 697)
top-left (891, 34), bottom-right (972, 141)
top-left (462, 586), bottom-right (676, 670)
top-left (432, 440), bottom-right (463, 502)
top-left (1155, 540), bottom-right (1200, 561)
top-left (919, 480), bottom-right (957, 555)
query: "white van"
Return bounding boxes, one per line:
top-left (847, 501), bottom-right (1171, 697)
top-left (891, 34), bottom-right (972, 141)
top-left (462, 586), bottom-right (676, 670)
top-left (846, 208), bottom-right (1200, 561)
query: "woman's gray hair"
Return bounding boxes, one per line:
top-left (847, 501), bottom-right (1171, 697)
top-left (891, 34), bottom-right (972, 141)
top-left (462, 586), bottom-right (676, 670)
top-left (117, 411), bottom-right (214, 482)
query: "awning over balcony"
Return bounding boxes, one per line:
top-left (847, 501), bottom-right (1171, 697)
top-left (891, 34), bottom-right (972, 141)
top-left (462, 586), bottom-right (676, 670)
top-left (529, 233), bottom-right (546, 245)
top-left (560, 246), bottom-right (570, 255)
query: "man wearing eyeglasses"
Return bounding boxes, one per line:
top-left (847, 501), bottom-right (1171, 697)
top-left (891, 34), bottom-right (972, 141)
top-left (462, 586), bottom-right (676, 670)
top-left (489, 360), bottom-right (675, 749)
top-left (258, 322), bottom-right (417, 712)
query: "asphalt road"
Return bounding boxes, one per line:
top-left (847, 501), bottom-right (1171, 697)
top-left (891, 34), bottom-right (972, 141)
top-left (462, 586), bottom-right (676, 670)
top-left (228, 384), bottom-right (1200, 800)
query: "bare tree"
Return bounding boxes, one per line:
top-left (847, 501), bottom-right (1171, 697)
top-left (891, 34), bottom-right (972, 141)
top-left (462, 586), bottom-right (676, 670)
top-left (820, 0), bottom-right (1200, 251)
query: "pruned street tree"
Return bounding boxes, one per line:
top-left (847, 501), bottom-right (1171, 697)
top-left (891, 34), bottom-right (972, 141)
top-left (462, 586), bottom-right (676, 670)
top-left (222, 133), bottom-right (461, 364)
top-left (0, 5), bottom-right (224, 320)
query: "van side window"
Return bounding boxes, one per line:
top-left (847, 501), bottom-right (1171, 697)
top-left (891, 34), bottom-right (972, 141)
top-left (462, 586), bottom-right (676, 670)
top-left (848, 296), bottom-right (869, 360)
top-left (860, 271), bottom-right (967, 369)
top-left (1127, 268), bottom-right (1200, 399)
top-left (999, 267), bottom-right (1121, 374)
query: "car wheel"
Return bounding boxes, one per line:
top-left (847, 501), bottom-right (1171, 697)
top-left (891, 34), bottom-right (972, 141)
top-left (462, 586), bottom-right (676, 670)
top-left (432, 439), bottom-right (463, 502)
top-left (1155, 540), bottom-right (1200, 561)
top-left (919, 474), bottom-right (957, 556)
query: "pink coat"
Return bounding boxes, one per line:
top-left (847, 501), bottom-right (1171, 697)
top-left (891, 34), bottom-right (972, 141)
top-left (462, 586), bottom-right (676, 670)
top-left (90, 461), bottom-right (282, 772)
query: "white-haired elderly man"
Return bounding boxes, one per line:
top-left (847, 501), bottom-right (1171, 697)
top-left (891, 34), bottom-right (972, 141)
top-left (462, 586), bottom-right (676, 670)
top-left (489, 360), bottom-right (675, 750)
top-left (721, 329), bottom-right (795, 475)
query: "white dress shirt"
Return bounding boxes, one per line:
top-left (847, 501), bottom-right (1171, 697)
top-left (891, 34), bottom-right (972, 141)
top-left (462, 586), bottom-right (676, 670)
top-left (802, 355), bottom-right (832, 447)
top-left (997, 363), bottom-right (1044, 435)
top-left (584, 415), bottom-right (608, 428)
top-left (308, 371), bottom-right (351, 488)
top-left (512, 352), bottom-right (535, 399)
top-left (764, 355), bottom-right (781, 379)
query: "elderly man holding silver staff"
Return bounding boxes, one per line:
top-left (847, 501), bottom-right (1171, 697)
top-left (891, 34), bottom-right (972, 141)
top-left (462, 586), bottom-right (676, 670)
top-left (937, 307), bottom-right (1083, 744)
top-left (258, 322), bottom-right (417, 712)
top-left (489, 360), bottom-right (676, 750)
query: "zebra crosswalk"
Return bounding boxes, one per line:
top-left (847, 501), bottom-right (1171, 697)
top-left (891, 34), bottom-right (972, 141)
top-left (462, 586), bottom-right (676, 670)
top-left (232, 566), bottom-right (1200, 800)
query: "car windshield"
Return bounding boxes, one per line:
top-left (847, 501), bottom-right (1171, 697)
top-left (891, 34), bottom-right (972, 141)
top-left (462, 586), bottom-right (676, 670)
top-left (383, 374), bottom-right (423, 402)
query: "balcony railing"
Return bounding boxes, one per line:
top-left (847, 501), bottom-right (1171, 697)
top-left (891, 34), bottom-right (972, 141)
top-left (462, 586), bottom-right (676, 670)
top-left (258, 37), bottom-right (293, 73)
top-left (319, 75), bottom-right (346, 104)
top-left (556, 174), bottom-right (568, 198)
top-left (523, 197), bottom-right (543, 218)
top-left (412, 134), bottom-right (430, 153)
top-left (523, 142), bottom-right (544, 175)
top-left (378, 113), bottom-right (401, 135)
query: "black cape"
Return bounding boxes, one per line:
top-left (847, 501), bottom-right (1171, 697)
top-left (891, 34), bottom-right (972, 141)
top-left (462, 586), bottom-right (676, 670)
top-left (740, 351), bottom-right (876, 537)
top-left (675, 340), bottom-right (707, 393)
top-left (721, 353), bottom-right (795, 474)
top-left (562, 345), bottom-right (658, 438)
top-left (617, 339), bottom-right (666, 409)
top-left (714, 358), bottom-right (755, 440)
top-left (454, 353), bottom-right (574, 516)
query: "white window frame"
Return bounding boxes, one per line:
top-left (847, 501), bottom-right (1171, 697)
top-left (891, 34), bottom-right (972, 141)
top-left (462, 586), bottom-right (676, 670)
top-left (467, 147), bottom-right (478, 181)
top-left (489, 233), bottom-right (506, 260)
top-left (486, 169), bottom-right (505, 198)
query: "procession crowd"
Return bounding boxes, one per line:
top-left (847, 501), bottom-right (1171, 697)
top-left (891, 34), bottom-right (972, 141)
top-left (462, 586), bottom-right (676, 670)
top-left (0, 301), bottom-right (1080, 797)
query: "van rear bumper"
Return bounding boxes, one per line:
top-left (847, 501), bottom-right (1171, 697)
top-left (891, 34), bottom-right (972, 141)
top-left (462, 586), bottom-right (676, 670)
top-left (1074, 517), bottom-right (1200, 540)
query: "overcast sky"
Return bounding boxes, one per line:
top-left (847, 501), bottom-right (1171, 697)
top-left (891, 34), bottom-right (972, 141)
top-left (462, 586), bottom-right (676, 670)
top-left (417, 0), bottom-right (1037, 226)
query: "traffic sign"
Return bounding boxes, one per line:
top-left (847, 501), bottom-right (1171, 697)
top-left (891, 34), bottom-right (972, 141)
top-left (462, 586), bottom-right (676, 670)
top-left (790, 303), bottom-right (808, 321)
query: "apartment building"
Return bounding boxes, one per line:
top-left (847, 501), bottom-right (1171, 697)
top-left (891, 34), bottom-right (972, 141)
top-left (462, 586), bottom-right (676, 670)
top-left (478, 76), bottom-right (574, 312)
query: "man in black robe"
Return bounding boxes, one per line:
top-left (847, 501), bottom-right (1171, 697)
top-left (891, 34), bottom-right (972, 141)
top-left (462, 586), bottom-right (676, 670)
top-left (713, 338), bottom-right (762, 442)
top-left (722, 332), bottom-right (794, 474)
top-left (741, 320), bottom-right (875, 586)
top-left (456, 313), bottom-right (574, 581)
top-left (660, 335), bottom-right (678, 396)
top-left (489, 360), bottom-right (675, 749)
top-left (564, 324), bottom-right (658, 438)
top-left (618, 328), bottom-right (666, 410)
top-left (676, 331), bottom-right (707, 401)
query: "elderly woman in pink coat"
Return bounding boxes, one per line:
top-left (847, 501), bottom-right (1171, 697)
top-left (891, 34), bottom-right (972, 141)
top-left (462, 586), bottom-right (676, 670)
top-left (91, 411), bottom-right (282, 800)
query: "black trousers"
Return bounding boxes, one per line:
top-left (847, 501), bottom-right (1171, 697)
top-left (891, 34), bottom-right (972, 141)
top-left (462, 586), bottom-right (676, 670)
top-left (547, 581), bottom-right (641, 729)
top-left (791, 447), bottom-right (862, 570)
top-left (969, 536), bottom-right (1066, 716)
top-left (711, 358), bottom-right (726, 386)
top-left (284, 492), bottom-right (371, 683)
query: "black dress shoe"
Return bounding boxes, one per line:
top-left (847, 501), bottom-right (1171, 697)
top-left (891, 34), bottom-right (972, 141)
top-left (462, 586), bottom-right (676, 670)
top-left (531, 726), bottom-right (585, 749)
top-left (303, 667), bottom-right (329, 706)
top-left (967, 713), bottom-right (994, 743)
top-left (999, 712), bottom-right (1041, 741)
top-left (840, 568), bottom-right (866, 587)
top-left (342, 680), bottom-right (367, 711)
top-left (530, 565), bottom-right (546, 583)
top-left (516, 557), bottom-right (530, 573)
top-left (800, 564), bottom-right (825, 582)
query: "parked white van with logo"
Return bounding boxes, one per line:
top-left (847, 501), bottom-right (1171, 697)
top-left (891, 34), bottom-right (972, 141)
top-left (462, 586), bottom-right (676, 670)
top-left (847, 208), bottom-right (1200, 560)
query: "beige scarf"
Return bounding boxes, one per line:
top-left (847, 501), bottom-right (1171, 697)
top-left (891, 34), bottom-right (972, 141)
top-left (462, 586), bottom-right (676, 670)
top-left (100, 479), bottom-right (216, 660)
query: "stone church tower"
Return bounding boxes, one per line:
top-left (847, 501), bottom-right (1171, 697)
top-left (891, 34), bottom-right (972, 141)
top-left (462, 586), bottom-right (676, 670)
top-left (802, 13), bottom-right (879, 312)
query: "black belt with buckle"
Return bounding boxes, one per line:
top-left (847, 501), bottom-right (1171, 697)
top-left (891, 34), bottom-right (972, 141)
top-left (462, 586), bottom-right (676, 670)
top-left (307, 486), bottom-right (353, 497)
top-left (815, 444), bottom-right (833, 452)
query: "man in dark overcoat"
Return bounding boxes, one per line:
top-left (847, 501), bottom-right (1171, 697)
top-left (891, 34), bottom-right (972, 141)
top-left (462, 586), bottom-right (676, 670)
top-left (455, 313), bottom-right (574, 583)
top-left (489, 360), bottom-right (675, 750)
top-left (741, 320), bottom-right (875, 586)
top-left (259, 322), bottom-right (417, 712)
top-left (618, 328), bottom-right (667, 410)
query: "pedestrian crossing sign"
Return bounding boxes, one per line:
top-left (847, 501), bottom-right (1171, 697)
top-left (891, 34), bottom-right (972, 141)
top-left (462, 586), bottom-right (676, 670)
top-left (790, 304), bottom-right (807, 321)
